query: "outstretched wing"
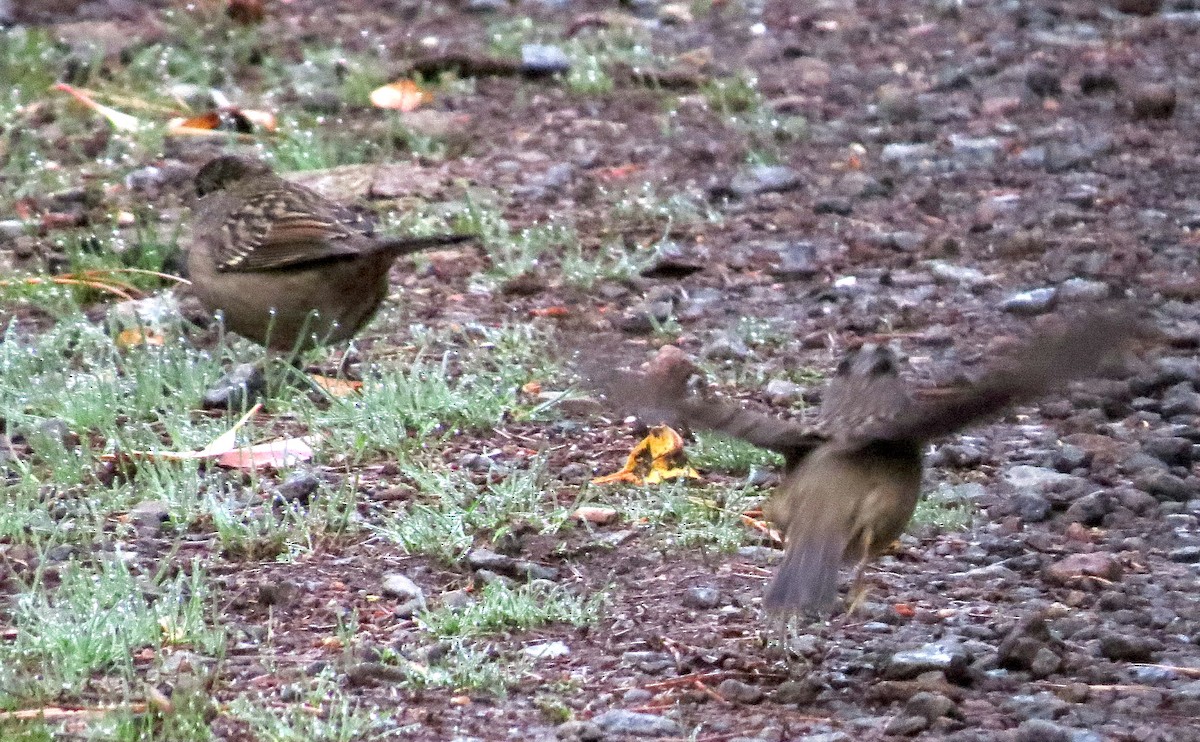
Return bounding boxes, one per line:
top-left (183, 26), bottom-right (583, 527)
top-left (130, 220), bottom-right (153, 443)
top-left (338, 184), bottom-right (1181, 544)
top-left (851, 308), bottom-right (1144, 445)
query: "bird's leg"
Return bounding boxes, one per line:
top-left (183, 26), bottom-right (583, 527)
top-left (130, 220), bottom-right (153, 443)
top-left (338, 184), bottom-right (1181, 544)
top-left (845, 527), bottom-right (874, 614)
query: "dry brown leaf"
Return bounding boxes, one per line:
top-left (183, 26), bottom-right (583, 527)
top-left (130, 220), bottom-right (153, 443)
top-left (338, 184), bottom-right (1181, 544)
top-left (101, 404), bottom-right (317, 471)
top-left (310, 375), bottom-right (363, 398)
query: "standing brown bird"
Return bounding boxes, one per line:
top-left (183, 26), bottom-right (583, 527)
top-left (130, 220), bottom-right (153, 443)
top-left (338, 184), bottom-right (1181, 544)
top-left (187, 155), bottom-right (472, 353)
top-left (596, 310), bottom-right (1142, 615)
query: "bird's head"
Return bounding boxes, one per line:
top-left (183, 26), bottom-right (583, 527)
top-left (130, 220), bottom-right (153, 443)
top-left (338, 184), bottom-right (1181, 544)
top-left (194, 155), bottom-right (274, 197)
top-left (835, 343), bottom-right (901, 380)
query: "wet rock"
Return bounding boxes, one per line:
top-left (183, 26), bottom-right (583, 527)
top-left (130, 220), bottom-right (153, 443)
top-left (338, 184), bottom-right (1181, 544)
top-left (722, 165), bottom-right (802, 198)
top-left (881, 142), bottom-right (937, 174)
top-left (1099, 632), bottom-right (1161, 662)
top-left (904, 691), bottom-right (956, 723)
top-left (1044, 136), bottom-right (1114, 172)
top-left (465, 0), bottom-right (506, 11)
top-left (1144, 437), bottom-right (1193, 467)
top-left (683, 585), bottom-right (721, 609)
top-left (202, 363), bottom-right (266, 411)
top-left (523, 640), bottom-right (569, 660)
top-left (765, 379), bottom-right (803, 404)
top-left (1168, 545), bottom-right (1200, 563)
top-left (716, 678), bottom-right (763, 704)
top-left (521, 44), bottom-right (572, 75)
top-left (465, 548), bottom-right (558, 581)
top-left (883, 714), bottom-right (928, 735)
top-left (1015, 719), bottom-right (1072, 742)
top-left (1026, 66), bottom-right (1062, 97)
top-left (928, 260), bottom-right (993, 288)
top-left (1130, 83), bottom-right (1177, 120)
top-left (948, 135), bottom-right (1003, 169)
top-left (592, 709), bottom-right (683, 737)
top-left (1002, 288), bottom-right (1058, 315)
top-left (381, 573), bottom-right (424, 604)
top-left (622, 651), bottom-right (674, 673)
top-left (1004, 465), bottom-right (1078, 492)
top-left (700, 334), bottom-right (751, 361)
top-left (1057, 278), bottom-right (1110, 302)
top-left (130, 499), bottom-right (170, 529)
top-left (883, 642), bottom-right (969, 680)
top-left (1044, 552), bottom-right (1123, 584)
top-left (557, 719), bottom-right (603, 742)
top-left (772, 679), bottom-right (819, 705)
top-left (275, 470), bottom-right (320, 504)
top-left (1135, 470), bottom-right (1191, 501)
top-left (1161, 383), bottom-right (1200, 418)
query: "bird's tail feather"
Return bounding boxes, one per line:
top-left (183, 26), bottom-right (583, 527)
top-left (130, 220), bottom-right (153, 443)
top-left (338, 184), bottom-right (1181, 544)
top-left (378, 233), bottom-right (474, 256)
top-left (763, 532), bottom-right (846, 615)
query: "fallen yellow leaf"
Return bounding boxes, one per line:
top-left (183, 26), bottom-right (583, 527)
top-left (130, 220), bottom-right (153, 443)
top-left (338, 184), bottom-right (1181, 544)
top-left (592, 425), bottom-right (700, 485)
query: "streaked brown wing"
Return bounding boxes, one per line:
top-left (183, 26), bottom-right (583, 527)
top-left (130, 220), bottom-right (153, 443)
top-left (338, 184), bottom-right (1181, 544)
top-left (214, 184), bottom-right (368, 272)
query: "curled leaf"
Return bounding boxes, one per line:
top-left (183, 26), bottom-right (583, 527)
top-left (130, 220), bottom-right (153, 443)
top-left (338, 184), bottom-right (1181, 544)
top-left (370, 79), bottom-right (433, 111)
top-left (53, 83), bottom-right (142, 132)
top-left (592, 424), bottom-right (700, 485)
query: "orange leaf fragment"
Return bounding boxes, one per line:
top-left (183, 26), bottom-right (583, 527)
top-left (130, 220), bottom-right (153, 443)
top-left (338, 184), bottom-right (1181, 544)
top-left (893, 603), bottom-right (916, 618)
top-left (593, 164), bottom-right (642, 181)
top-left (530, 306), bottom-right (570, 317)
top-left (521, 380), bottom-right (543, 395)
top-left (310, 374), bottom-right (363, 398)
top-left (370, 79), bottom-right (433, 111)
top-left (591, 425), bottom-right (701, 486)
top-left (167, 107), bottom-right (276, 137)
top-left (573, 506), bottom-right (618, 525)
top-left (115, 328), bottom-right (165, 349)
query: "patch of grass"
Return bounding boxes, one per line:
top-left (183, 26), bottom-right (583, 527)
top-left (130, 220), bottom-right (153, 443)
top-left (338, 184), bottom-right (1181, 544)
top-left (389, 640), bottom-right (525, 695)
top-left (419, 581), bottom-right (604, 638)
top-left (0, 558), bottom-right (223, 705)
top-left (689, 431), bottom-right (781, 475)
top-left (375, 458), bottom-right (570, 563)
top-left (911, 483), bottom-right (978, 532)
top-left (619, 480), bottom-right (761, 552)
top-left (560, 238), bottom-right (654, 288)
top-left (316, 323), bottom-right (560, 460)
top-left (231, 671), bottom-right (392, 742)
top-left (598, 181), bottom-right (718, 234)
top-left (704, 73), bottom-right (807, 158)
